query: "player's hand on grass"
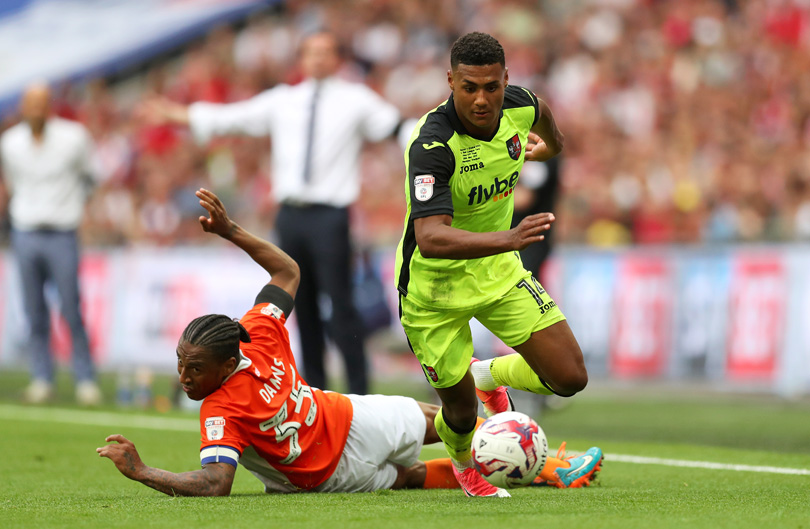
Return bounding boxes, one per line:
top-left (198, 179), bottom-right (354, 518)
top-left (97, 434), bottom-right (146, 480)
top-left (510, 212), bottom-right (555, 250)
top-left (524, 132), bottom-right (556, 163)
top-left (197, 188), bottom-right (237, 239)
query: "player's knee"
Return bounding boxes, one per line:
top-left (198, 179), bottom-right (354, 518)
top-left (554, 369), bottom-right (588, 396)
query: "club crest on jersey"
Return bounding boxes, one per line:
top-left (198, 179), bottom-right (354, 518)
top-left (414, 175), bottom-right (435, 202)
top-left (423, 364), bottom-right (439, 382)
top-left (205, 417), bottom-right (226, 441)
top-left (506, 134), bottom-right (522, 160)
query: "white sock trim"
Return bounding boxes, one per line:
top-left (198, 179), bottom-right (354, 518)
top-left (471, 358), bottom-right (498, 391)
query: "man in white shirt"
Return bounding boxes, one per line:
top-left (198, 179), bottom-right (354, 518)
top-left (147, 31), bottom-right (402, 394)
top-left (0, 82), bottom-right (101, 405)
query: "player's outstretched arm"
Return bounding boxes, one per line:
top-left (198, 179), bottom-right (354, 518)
top-left (139, 96), bottom-right (190, 126)
top-left (525, 99), bottom-right (564, 163)
top-left (196, 188), bottom-right (300, 299)
top-left (415, 212), bottom-right (555, 259)
top-left (97, 434), bottom-right (235, 496)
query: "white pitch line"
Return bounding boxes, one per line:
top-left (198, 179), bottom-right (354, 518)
top-left (606, 453), bottom-right (810, 476)
top-left (3, 404), bottom-right (810, 476)
top-left (0, 404), bottom-right (198, 432)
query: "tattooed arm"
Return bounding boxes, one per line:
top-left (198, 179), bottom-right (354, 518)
top-left (97, 434), bottom-right (235, 496)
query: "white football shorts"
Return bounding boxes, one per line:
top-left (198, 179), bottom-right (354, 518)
top-left (314, 394), bottom-right (426, 493)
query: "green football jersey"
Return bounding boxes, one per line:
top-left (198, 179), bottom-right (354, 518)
top-left (395, 85), bottom-right (540, 310)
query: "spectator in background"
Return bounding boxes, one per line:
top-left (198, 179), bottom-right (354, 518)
top-left (0, 82), bottom-right (101, 405)
top-left (143, 31), bottom-right (402, 395)
top-left (8, 1), bottom-right (810, 249)
top-left (512, 156), bottom-right (562, 280)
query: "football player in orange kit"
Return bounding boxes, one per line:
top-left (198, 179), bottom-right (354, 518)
top-left (96, 188), bottom-right (459, 495)
top-left (97, 188), bottom-right (586, 495)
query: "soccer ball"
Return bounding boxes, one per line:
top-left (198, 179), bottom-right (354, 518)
top-left (471, 411), bottom-right (548, 488)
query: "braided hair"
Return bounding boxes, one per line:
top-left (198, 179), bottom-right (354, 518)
top-left (180, 314), bottom-right (251, 364)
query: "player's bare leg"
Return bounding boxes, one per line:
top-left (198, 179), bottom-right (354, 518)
top-left (416, 401), bottom-right (441, 444)
top-left (387, 401), bottom-right (458, 490)
top-left (433, 374), bottom-right (509, 496)
top-left (512, 320), bottom-right (587, 396)
top-left (434, 373), bottom-right (480, 437)
top-left (472, 320), bottom-right (587, 398)
top-left (392, 459), bottom-right (461, 490)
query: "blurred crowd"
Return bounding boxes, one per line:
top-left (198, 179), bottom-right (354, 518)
top-left (3, 0), bottom-right (810, 247)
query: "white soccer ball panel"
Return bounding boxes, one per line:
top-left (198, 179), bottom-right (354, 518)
top-left (471, 411), bottom-right (548, 488)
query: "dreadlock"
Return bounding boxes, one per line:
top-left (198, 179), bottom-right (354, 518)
top-left (450, 32), bottom-right (505, 69)
top-left (180, 314), bottom-right (251, 363)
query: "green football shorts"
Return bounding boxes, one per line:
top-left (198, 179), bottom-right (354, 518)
top-left (400, 271), bottom-right (566, 389)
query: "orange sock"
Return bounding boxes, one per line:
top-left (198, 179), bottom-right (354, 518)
top-left (423, 458), bottom-right (460, 489)
top-left (538, 456), bottom-right (570, 482)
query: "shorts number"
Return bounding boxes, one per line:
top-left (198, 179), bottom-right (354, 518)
top-left (516, 277), bottom-right (547, 307)
top-left (258, 365), bottom-right (317, 464)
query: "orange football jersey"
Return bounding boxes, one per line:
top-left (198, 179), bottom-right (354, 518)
top-left (198, 300), bottom-right (353, 490)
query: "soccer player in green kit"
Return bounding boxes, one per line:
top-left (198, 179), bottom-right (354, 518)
top-left (396, 32), bottom-right (602, 497)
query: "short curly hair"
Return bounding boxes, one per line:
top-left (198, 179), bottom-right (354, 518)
top-left (450, 32), bottom-right (505, 69)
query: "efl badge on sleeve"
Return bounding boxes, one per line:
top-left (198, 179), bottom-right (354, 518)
top-left (261, 303), bottom-right (284, 319)
top-left (414, 175), bottom-right (435, 202)
top-left (205, 417), bottom-right (226, 441)
top-left (506, 134), bottom-right (522, 160)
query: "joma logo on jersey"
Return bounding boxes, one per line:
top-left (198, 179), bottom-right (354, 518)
top-left (460, 161), bottom-right (485, 174)
top-left (467, 171), bottom-right (519, 205)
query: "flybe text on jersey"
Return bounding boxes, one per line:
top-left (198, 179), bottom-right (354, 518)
top-left (467, 171), bottom-right (519, 205)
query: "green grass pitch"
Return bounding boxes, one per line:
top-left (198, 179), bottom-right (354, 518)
top-left (1, 372), bottom-right (809, 529)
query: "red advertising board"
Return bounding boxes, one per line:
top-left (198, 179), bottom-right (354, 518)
top-left (726, 255), bottom-right (785, 380)
top-left (610, 255), bottom-right (672, 376)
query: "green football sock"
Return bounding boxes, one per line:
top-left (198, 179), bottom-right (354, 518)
top-left (434, 407), bottom-right (475, 463)
top-left (490, 353), bottom-right (554, 395)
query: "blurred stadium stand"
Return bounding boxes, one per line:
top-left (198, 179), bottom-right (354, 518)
top-left (1, 0), bottom-right (809, 396)
top-left (0, 0), bottom-right (279, 115)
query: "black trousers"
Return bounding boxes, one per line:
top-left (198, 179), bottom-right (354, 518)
top-left (276, 204), bottom-right (368, 394)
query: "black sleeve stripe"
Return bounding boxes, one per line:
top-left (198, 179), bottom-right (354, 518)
top-left (410, 207), bottom-right (454, 220)
top-left (254, 284), bottom-right (295, 317)
top-left (520, 87), bottom-right (540, 126)
top-left (407, 114), bottom-right (456, 219)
